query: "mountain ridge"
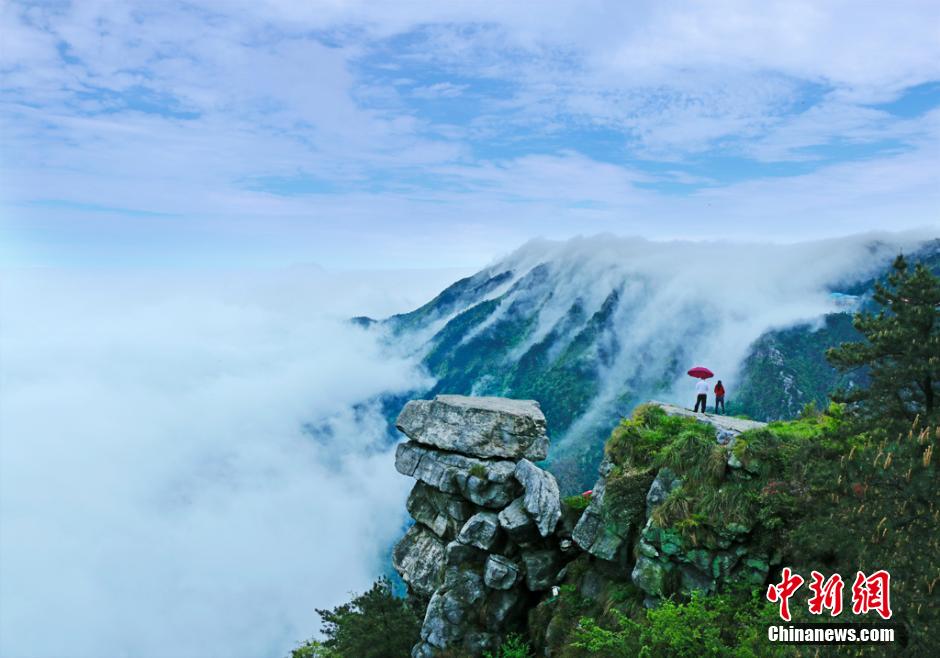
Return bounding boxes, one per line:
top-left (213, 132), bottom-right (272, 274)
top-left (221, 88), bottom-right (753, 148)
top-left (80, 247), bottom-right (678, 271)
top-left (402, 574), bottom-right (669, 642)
top-left (365, 235), bottom-right (940, 491)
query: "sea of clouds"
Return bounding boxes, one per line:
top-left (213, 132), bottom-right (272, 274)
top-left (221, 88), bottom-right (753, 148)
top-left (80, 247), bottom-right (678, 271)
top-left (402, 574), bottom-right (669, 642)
top-left (1, 231), bottom-right (936, 658)
top-left (0, 266), bottom-right (467, 658)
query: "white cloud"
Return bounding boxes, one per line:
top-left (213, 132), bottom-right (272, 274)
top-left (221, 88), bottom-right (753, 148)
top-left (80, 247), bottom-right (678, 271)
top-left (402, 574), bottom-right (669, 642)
top-left (0, 267), bottom-right (460, 658)
top-left (1, 1), bottom-right (938, 267)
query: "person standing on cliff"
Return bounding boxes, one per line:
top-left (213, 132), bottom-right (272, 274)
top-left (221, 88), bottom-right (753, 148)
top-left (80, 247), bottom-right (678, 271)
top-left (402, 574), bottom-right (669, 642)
top-left (694, 378), bottom-right (708, 412)
top-left (714, 380), bottom-right (726, 414)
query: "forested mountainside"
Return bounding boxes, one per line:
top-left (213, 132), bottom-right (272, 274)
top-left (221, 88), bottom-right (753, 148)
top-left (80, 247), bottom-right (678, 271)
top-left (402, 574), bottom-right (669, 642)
top-left (297, 254), bottom-right (940, 657)
top-left (365, 237), bottom-right (939, 492)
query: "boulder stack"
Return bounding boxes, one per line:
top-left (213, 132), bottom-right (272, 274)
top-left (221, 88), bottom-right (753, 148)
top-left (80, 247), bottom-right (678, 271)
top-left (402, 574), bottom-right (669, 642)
top-left (393, 395), bottom-right (564, 657)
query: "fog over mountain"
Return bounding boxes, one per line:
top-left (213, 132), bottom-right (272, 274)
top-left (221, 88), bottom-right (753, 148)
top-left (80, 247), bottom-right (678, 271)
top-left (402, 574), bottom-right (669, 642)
top-left (0, 267), bottom-right (462, 658)
top-left (376, 231), bottom-right (938, 487)
top-left (1, 231), bottom-right (936, 657)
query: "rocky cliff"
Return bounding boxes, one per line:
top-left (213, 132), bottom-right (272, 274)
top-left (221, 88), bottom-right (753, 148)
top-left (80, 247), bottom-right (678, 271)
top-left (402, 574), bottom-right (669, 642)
top-left (391, 395), bottom-right (774, 657)
top-left (392, 395), bottom-right (573, 656)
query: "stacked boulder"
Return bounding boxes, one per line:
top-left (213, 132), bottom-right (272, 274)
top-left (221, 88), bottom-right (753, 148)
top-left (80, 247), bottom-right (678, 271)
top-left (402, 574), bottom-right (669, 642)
top-left (393, 395), bottom-right (564, 657)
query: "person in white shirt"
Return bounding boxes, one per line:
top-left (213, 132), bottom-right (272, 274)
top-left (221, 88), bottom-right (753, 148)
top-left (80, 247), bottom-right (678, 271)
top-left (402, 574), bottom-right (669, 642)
top-left (694, 378), bottom-right (709, 412)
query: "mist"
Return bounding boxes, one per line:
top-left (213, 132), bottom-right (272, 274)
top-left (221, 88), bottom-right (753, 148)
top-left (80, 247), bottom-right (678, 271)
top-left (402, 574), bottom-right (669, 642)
top-left (434, 232), bottom-right (937, 442)
top-left (0, 267), bottom-right (465, 658)
top-left (1, 231), bottom-right (936, 657)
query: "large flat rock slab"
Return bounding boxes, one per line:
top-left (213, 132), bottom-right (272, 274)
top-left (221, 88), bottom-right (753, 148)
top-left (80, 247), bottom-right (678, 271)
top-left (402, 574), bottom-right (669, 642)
top-left (649, 401), bottom-right (766, 436)
top-left (396, 394), bottom-right (549, 460)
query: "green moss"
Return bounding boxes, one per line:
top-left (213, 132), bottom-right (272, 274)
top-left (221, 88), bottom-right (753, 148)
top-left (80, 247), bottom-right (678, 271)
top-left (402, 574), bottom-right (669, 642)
top-left (604, 405), bottom-right (714, 471)
top-left (603, 467), bottom-right (655, 526)
top-left (468, 463), bottom-right (487, 479)
top-left (562, 494), bottom-right (591, 511)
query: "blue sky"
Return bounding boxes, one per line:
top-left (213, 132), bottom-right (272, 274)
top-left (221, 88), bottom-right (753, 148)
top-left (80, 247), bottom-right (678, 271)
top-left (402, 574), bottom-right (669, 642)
top-left (1, 0), bottom-right (939, 269)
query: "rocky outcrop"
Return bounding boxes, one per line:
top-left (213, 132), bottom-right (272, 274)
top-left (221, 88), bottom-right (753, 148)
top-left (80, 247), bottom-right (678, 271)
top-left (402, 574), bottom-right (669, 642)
top-left (649, 400), bottom-right (766, 442)
top-left (572, 401), bottom-right (770, 608)
top-left (407, 482), bottom-right (474, 539)
top-left (397, 395), bottom-right (549, 460)
top-left (393, 396), bottom-right (568, 657)
top-left (572, 460), bottom-right (654, 564)
top-left (393, 525), bottom-right (447, 600)
top-left (395, 398), bottom-right (776, 656)
top-left (395, 441), bottom-right (521, 508)
top-left (514, 459), bottom-right (561, 537)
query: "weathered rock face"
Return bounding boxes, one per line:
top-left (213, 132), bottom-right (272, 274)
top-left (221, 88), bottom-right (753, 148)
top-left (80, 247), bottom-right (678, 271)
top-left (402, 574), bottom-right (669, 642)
top-left (572, 460), bottom-right (654, 564)
top-left (567, 401), bottom-right (771, 608)
top-left (391, 395), bottom-right (567, 657)
top-left (498, 497), bottom-right (540, 544)
top-left (396, 395), bottom-right (550, 460)
top-left (645, 467), bottom-right (681, 518)
top-left (514, 459), bottom-right (561, 537)
top-left (457, 512), bottom-right (501, 551)
top-left (395, 441), bottom-right (521, 508)
top-left (484, 555), bottom-right (521, 590)
top-left (393, 525), bottom-right (447, 600)
top-left (408, 482), bottom-right (474, 539)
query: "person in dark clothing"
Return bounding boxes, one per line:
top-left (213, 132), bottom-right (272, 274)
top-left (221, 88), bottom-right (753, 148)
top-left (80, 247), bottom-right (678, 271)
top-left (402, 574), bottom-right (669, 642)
top-left (714, 380), bottom-right (726, 414)
top-left (694, 378), bottom-right (708, 412)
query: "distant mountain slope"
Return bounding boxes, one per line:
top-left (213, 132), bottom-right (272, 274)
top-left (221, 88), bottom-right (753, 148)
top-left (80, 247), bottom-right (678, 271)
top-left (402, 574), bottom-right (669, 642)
top-left (373, 235), bottom-right (939, 491)
top-left (734, 243), bottom-right (940, 421)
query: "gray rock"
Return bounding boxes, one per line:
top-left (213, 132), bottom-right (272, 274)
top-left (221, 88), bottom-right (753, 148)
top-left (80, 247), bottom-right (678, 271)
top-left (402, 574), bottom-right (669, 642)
top-left (716, 428), bottom-right (736, 445)
top-left (484, 554), bottom-right (520, 590)
top-left (637, 539), bottom-right (659, 558)
top-left (411, 642), bottom-right (436, 658)
top-left (497, 497), bottom-right (539, 544)
top-left (396, 395), bottom-right (549, 460)
top-left (521, 549), bottom-right (561, 591)
top-left (647, 401), bottom-right (767, 435)
top-left (457, 512), bottom-right (501, 551)
top-left (571, 462), bottom-right (636, 562)
top-left (407, 481), bottom-right (474, 539)
top-left (464, 632), bottom-right (499, 655)
top-left (632, 556), bottom-right (668, 598)
top-left (645, 467), bottom-right (682, 517)
top-left (445, 542), bottom-right (486, 575)
top-left (514, 459), bottom-right (561, 537)
top-left (419, 569), bottom-right (486, 650)
top-left (395, 441), bottom-right (520, 508)
top-left (484, 588), bottom-right (525, 630)
top-left (393, 524), bottom-right (446, 599)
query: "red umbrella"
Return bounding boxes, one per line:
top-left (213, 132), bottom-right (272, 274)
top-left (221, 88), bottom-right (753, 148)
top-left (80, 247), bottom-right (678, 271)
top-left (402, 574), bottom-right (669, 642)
top-left (687, 366), bottom-right (714, 379)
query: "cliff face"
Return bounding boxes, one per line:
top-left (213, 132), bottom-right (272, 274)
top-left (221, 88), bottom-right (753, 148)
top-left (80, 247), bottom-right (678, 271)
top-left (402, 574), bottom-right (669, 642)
top-left (392, 395), bottom-right (571, 656)
top-left (391, 396), bottom-right (774, 657)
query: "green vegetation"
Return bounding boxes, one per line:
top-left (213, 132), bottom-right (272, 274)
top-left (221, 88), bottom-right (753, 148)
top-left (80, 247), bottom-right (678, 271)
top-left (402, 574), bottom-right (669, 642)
top-left (301, 255), bottom-right (939, 657)
top-left (291, 577), bottom-right (419, 658)
top-left (562, 493), bottom-right (591, 511)
top-left (731, 312), bottom-right (863, 421)
top-left (529, 258), bottom-right (940, 656)
top-left (571, 590), bottom-right (786, 658)
top-left (484, 634), bottom-right (534, 658)
top-left (827, 254), bottom-right (940, 428)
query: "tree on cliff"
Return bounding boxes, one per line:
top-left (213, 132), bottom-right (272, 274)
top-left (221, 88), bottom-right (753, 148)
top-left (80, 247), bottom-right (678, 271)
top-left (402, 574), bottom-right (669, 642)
top-left (291, 577), bottom-right (419, 658)
top-left (827, 254), bottom-right (940, 426)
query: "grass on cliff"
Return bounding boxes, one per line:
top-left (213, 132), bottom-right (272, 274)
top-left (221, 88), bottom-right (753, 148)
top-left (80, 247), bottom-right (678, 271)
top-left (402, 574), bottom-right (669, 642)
top-left (542, 399), bottom-right (938, 656)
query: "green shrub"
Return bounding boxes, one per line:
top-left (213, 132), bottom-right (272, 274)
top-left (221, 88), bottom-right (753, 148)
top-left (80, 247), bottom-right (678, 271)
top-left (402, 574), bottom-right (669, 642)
top-left (484, 633), bottom-right (534, 658)
top-left (290, 577), bottom-right (420, 658)
top-left (571, 589), bottom-right (788, 657)
top-left (563, 493), bottom-right (591, 511)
